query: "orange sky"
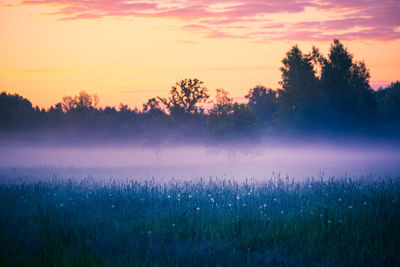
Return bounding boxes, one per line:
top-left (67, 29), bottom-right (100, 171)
top-left (0, 0), bottom-right (399, 109)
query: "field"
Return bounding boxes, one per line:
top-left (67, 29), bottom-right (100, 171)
top-left (0, 175), bottom-right (399, 266)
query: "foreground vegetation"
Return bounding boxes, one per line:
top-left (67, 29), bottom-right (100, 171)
top-left (0, 176), bottom-right (399, 266)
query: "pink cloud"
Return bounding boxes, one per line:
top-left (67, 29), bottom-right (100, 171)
top-left (182, 24), bottom-right (208, 30)
top-left (21, 0), bottom-right (400, 41)
top-left (206, 31), bottom-right (241, 39)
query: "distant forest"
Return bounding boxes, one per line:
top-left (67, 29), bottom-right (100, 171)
top-left (1, 40), bottom-right (399, 145)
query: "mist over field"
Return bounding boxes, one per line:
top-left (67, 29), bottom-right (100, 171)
top-left (2, 0), bottom-right (400, 264)
top-left (1, 141), bottom-right (400, 182)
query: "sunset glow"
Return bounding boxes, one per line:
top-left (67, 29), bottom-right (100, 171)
top-left (1, 0), bottom-right (399, 108)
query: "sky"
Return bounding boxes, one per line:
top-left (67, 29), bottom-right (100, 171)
top-left (0, 0), bottom-right (399, 109)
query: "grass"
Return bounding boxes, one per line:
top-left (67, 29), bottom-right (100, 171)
top-left (0, 176), bottom-right (399, 266)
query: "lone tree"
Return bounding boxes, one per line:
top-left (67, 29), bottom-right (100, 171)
top-left (158, 79), bottom-right (210, 115)
top-left (61, 91), bottom-right (99, 112)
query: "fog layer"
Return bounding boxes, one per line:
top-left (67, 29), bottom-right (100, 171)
top-left (1, 141), bottom-right (399, 182)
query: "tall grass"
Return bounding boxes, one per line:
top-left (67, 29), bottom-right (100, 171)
top-left (0, 176), bottom-right (399, 266)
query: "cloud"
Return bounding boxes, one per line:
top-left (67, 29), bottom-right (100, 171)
top-left (21, 0), bottom-right (400, 41)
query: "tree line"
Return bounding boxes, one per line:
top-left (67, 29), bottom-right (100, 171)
top-left (1, 40), bottom-right (399, 144)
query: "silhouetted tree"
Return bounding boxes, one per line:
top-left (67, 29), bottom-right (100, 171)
top-left (321, 40), bottom-right (378, 130)
top-left (211, 88), bottom-right (234, 115)
top-left (158, 79), bottom-right (209, 115)
top-left (143, 98), bottom-right (164, 116)
top-left (0, 40), bottom-right (398, 143)
top-left (375, 81), bottom-right (400, 134)
top-left (47, 103), bottom-right (65, 128)
top-left (275, 45), bottom-right (321, 130)
top-left (207, 89), bottom-right (257, 141)
top-left (246, 85), bottom-right (278, 127)
top-left (0, 92), bottom-right (37, 130)
top-left (62, 91), bottom-right (99, 112)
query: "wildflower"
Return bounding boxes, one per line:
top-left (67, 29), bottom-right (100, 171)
top-left (60, 203), bottom-right (64, 207)
top-left (228, 203), bottom-right (232, 207)
top-left (327, 220), bottom-right (332, 224)
top-left (243, 203), bottom-right (247, 207)
top-left (208, 194), bottom-right (211, 198)
top-left (236, 195), bottom-right (240, 200)
top-left (188, 195), bottom-right (192, 199)
top-left (281, 210), bottom-right (284, 214)
top-left (247, 192), bottom-right (251, 196)
top-left (363, 201), bottom-right (367, 206)
top-left (273, 198), bottom-right (277, 202)
top-left (348, 205), bottom-right (352, 209)
top-left (263, 204), bottom-right (267, 208)
top-left (167, 195), bottom-right (171, 199)
top-left (172, 224), bottom-right (175, 227)
top-left (148, 231), bottom-right (152, 235)
top-left (338, 198), bottom-right (342, 202)
top-left (393, 199), bottom-right (396, 203)
top-left (310, 211), bottom-right (313, 215)
top-left (111, 204), bottom-right (115, 208)
top-left (196, 207), bottom-right (200, 211)
top-left (210, 198), bottom-right (215, 203)
top-left (320, 214), bottom-right (323, 218)
top-left (108, 194), bottom-right (112, 197)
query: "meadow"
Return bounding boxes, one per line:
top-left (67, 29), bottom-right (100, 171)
top-left (0, 175), bottom-right (399, 266)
